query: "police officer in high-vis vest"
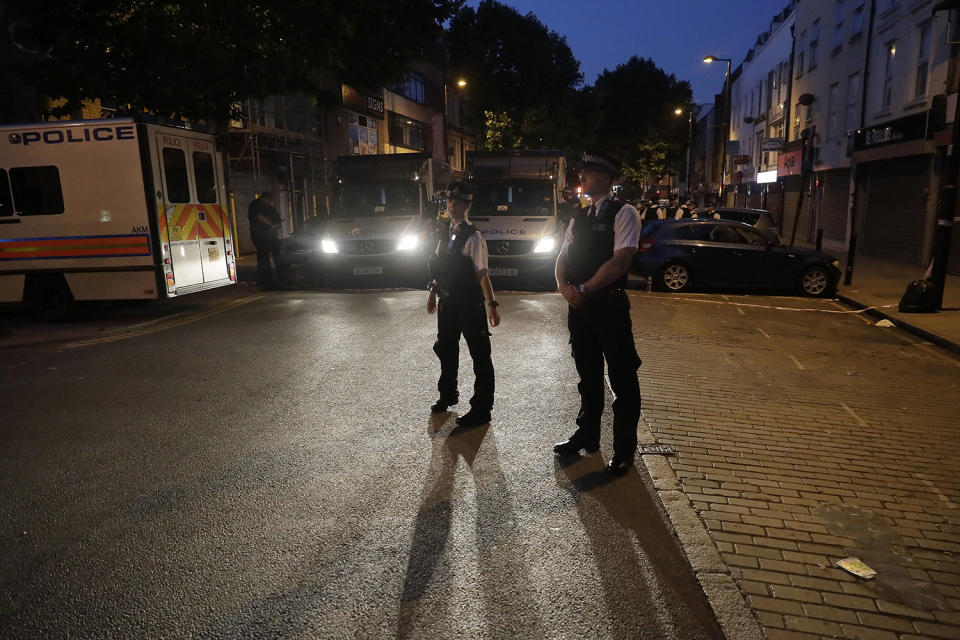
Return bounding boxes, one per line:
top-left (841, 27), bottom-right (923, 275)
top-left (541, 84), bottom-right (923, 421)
top-left (427, 181), bottom-right (501, 428)
top-left (553, 151), bottom-right (643, 475)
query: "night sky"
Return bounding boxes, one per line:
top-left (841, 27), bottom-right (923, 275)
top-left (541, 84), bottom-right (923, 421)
top-left (466, 0), bottom-right (788, 105)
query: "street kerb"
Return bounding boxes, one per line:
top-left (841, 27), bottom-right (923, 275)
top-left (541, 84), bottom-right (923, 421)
top-left (636, 410), bottom-right (766, 640)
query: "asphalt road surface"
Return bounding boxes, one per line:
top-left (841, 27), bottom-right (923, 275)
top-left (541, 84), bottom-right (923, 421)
top-left (2, 287), bottom-right (724, 639)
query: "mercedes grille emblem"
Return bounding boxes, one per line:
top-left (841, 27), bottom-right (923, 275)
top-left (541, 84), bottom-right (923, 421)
top-left (497, 242), bottom-right (510, 255)
top-left (360, 240), bottom-right (374, 254)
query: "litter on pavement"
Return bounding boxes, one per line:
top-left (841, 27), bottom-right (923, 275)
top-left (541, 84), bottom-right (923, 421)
top-left (836, 557), bottom-right (877, 579)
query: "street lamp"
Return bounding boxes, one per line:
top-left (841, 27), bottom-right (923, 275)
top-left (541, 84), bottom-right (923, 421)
top-left (675, 106), bottom-right (695, 201)
top-left (443, 78), bottom-right (468, 169)
top-left (704, 55), bottom-right (732, 205)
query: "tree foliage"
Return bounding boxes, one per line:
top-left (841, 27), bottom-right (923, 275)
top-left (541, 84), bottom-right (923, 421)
top-left (11, 0), bottom-right (461, 123)
top-left (446, 0), bottom-right (584, 152)
top-left (591, 57), bottom-right (693, 188)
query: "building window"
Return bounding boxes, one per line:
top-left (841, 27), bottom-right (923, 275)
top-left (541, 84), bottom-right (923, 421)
top-left (347, 111), bottom-right (378, 155)
top-left (850, 7), bottom-right (865, 39)
top-left (388, 112), bottom-right (427, 151)
top-left (794, 108), bottom-right (802, 139)
top-left (9, 166), bottom-right (65, 216)
top-left (915, 22), bottom-right (932, 99)
top-left (827, 83), bottom-right (840, 139)
top-left (797, 31), bottom-right (807, 77)
top-left (882, 41), bottom-right (896, 110)
top-left (766, 70), bottom-right (775, 113)
top-left (809, 20), bottom-right (820, 70)
top-left (846, 72), bottom-right (861, 133)
top-left (833, 0), bottom-right (845, 51)
top-left (388, 72), bottom-right (428, 105)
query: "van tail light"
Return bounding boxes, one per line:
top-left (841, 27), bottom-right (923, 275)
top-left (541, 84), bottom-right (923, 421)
top-left (638, 239), bottom-right (656, 252)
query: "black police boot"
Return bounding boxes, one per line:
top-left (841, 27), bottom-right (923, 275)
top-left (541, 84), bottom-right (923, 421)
top-left (431, 395), bottom-right (459, 413)
top-left (606, 454), bottom-right (634, 476)
top-left (455, 408), bottom-right (490, 428)
top-left (553, 435), bottom-right (600, 456)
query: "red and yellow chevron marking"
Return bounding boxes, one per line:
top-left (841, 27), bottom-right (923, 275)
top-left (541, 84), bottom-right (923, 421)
top-left (197, 204), bottom-right (225, 239)
top-left (0, 234), bottom-right (151, 261)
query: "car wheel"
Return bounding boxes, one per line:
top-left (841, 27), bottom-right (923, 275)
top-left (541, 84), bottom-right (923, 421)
top-left (659, 263), bottom-right (692, 292)
top-left (799, 265), bottom-right (832, 297)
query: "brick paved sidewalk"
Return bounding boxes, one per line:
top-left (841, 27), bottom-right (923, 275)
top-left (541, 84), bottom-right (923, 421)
top-left (634, 292), bottom-right (960, 640)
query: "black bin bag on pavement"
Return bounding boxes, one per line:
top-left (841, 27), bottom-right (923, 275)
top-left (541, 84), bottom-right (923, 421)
top-left (898, 279), bottom-right (940, 313)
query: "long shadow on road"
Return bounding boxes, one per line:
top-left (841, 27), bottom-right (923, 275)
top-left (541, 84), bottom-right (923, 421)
top-left (556, 456), bottom-right (723, 640)
top-left (397, 416), bottom-right (541, 639)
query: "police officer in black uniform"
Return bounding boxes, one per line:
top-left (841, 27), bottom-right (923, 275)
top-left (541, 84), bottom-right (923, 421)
top-left (553, 151), bottom-right (643, 475)
top-left (427, 181), bottom-right (501, 428)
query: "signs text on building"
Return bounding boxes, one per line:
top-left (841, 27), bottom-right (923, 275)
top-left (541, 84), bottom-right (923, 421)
top-left (733, 154), bottom-right (751, 166)
top-left (341, 85), bottom-right (385, 119)
top-left (853, 112), bottom-right (927, 151)
top-left (761, 137), bottom-right (785, 152)
top-left (777, 149), bottom-right (802, 176)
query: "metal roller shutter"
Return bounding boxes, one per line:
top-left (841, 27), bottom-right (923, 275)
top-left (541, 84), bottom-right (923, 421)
top-left (820, 169), bottom-right (851, 244)
top-left (862, 156), bottom-right (929, 264)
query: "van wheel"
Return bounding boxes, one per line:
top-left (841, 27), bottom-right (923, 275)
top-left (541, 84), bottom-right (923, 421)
top-left (799, 265), bottom-right (832, 297)
top-left (659, 263), bottom-right (692, 292)
top-left (29, 276), bottom-right (75, 322)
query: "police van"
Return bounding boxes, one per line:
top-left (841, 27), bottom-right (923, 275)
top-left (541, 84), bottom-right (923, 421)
top-left (0, 117), bottom-right (236, 319)
top-left (317, 153), bottom-right (451, 287)
top-left (466, 150), bottom-right (566, 290)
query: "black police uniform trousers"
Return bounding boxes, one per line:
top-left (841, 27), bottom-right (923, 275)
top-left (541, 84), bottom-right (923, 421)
top-left (433, 294), bottom-right (495, 412)
top-left (568, 289), bottom-right (642, 456)
top-left (253, 232), bottom-right (280, 288)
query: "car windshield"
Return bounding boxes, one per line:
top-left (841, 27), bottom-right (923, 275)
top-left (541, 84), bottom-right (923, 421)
top-left (337, 180), bottom-right (420, 217)
top-left (471, 180), bottom-right (553, 216)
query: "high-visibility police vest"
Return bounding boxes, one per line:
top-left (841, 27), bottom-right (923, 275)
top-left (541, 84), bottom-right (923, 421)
top-left (566, 197), bottom-right (627, 291)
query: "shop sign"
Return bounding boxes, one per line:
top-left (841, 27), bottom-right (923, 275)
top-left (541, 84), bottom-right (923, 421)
top-left (777, 149), bottom-right (802, 176)
top-left (757, 169), bottom-right (778, 183)
top-left (739, 167), bottom-right (756, 182)
top-left (733, 154), bottom-right (751, 165)
top-left (341, 85), bottom-right (385, 119)
top-left (853, 112), bottom-right (927, 151)
top-left (761, 137), bottom-right (784, 152)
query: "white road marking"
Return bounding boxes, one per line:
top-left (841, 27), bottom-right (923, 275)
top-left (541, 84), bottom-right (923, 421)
top-left (789, 355), bottom-right (805, 370)
top-left (737, 307), bottom-right (745, 315)
top-left (914, 474), bottom-right (959, 509)
top-left (758, 328), bottom-right (771, 339)
top-left (840, 403), bottom-right (869, 427)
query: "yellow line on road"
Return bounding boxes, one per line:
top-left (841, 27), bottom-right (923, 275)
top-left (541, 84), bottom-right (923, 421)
top-left (65, 294), bottom-right (265, 348)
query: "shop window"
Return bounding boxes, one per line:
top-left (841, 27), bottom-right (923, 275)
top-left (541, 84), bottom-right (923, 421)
top-left (347, 111), bottom-right (378, 155)
top-left (10, 166), bottom-right (65, 216)
top-left (0, 170), bottom-right (12, 217)
top-left (388, 112), bottom-right (427, 151)
top-left (193, 151), bottom-right (217, 204)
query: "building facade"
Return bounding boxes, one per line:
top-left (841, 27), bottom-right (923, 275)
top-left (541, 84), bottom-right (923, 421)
top-left (728, 3), bottom-right (796, 224)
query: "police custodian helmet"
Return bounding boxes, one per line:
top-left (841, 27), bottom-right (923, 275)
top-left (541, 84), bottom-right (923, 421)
top-left (577, 150), bottom-right (622, 178)
top-left (443, 180), bottom-right (476, 202)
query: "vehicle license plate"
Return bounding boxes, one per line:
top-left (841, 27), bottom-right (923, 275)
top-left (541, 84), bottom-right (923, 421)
top-left (488, 268), bottom-right (518, 276)
top-left (353, 266), bottom-right (383, 275)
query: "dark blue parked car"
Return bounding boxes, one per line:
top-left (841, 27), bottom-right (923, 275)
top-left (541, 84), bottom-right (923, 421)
top-left (635, 219), bottom-right (840, 296)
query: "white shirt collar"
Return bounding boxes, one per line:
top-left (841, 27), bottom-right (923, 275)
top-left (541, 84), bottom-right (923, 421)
top-left (589, 193), bottom-right (612, 213)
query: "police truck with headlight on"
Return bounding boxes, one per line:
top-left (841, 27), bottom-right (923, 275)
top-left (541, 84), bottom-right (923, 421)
top-left (0, 117), bottom-right (236, 319)
top-left (317, 153), bottom-right (451, 287)
top-left (466, 150), bottom-right (566, 290)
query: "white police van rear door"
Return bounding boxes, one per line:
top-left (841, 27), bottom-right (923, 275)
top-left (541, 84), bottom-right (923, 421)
top-left (153, 130), bottom-right (230, 290)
